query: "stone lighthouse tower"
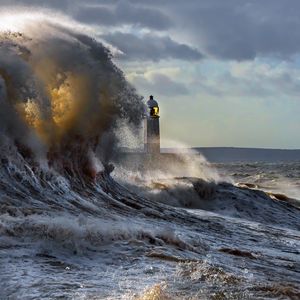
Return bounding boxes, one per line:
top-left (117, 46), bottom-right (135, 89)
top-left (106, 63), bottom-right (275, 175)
top-left (144, 95), bottom-right (160, 154)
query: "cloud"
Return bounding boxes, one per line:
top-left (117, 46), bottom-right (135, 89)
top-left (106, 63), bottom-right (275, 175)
top-left (0, 0), bottom-right (70, 10)
top-left (123, 0), bottom-right (300, 61)
top-left (74, 1), bottom-right (172, 30)
top-left (0, 0), bottom-right (171, 30)
top-left (87, 1), bottom-right (300, 61)
top-left (130, 72), bottom-right (189, 96)
top-left (190, 60), bottom-right (300, 100)
top-left (178, 0), bottom-right (300, 60)
top-left (4, 0), bottom-right (300, 61)
top-left (101, 32), bottom-right (204, 62)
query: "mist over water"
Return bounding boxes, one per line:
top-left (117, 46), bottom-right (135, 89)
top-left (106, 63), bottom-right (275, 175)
top-left (0, 13), bottom-right (299, 300)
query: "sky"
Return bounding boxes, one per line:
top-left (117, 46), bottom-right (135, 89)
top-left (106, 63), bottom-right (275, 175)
top-left (1, 0), bottom-right (300, 149)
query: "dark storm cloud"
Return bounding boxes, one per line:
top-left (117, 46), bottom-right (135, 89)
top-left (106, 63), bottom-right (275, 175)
top-left (173, 0), bottom-right (300, 60)
top-left (101, 32), bottom-right (203, 62)
top-left (123, 0), bottom-right (300, 60)
top-left (3, 0), bottom-right (300, 61)
top-left (136, 0), bottom-right (300, 60)
top-left (0, 0), bottom-right (70, 10)
top-left (74, 1), bottom-right (172, 30)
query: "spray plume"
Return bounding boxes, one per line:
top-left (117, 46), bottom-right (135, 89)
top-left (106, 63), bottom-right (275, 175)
top-left (0, 12), bottom-right (144, 177)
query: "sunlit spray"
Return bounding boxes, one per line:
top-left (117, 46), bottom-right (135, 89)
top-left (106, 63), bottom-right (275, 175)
top-left (0, 13), bottom-right (144, 178)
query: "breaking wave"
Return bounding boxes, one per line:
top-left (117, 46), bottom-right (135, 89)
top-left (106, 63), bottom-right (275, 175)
top-left (0, 14), bottom-right (299, 300)
top-left (0, 16), bottom-right (144, 179)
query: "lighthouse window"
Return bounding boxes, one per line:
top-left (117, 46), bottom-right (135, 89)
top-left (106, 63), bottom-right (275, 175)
top-left (150, 106), bottom-right (159, 117)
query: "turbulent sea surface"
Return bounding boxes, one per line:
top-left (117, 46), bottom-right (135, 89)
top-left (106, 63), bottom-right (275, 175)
top-left (1, 157), bottom-right (300, 300)
top-left (0, 14), bottom-right (299, 300)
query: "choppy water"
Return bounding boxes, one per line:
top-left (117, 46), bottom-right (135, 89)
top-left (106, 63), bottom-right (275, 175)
top-left (0, 157), bottom-right (299, 300)
top-left (216, 162), bottom-right (300, 202)
top-left (0, 16), bottom-right (299, 300)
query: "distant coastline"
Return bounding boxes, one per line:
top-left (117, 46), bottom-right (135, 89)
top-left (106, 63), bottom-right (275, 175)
top-left (162, 147), bottom-right (300, 163)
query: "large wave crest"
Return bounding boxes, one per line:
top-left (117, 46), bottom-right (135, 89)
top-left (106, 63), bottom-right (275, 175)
top-left (0, 15), bottom-right (144, 179)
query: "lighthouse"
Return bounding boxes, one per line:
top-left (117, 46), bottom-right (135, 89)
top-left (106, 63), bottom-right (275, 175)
top-left (144, 95), bottom-right (160, 154)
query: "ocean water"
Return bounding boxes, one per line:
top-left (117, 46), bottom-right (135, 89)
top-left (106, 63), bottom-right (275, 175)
top-left (0, 157), bottom-right (299, 300)
top-left (0, 16), bottom-right (299, 300)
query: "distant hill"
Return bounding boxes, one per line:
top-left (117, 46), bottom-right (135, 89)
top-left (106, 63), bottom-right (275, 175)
top-left (162, 147), bottom-right (300, 163)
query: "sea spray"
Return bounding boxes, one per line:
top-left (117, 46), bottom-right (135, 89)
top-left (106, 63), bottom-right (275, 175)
top-left (0, 13), bottom-right (299, 300)
top-left (0, 15), bottom-right (144, 178)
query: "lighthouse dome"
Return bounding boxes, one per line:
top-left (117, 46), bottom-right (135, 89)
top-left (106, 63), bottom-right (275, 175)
top-left (147, 98), bottom-right (158, 108)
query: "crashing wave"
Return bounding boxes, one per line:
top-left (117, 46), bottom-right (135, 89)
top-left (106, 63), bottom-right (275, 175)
top-left (0, 20), bottom-right (144, 180)
top-left (0, 15), bottom-right (299, 300)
